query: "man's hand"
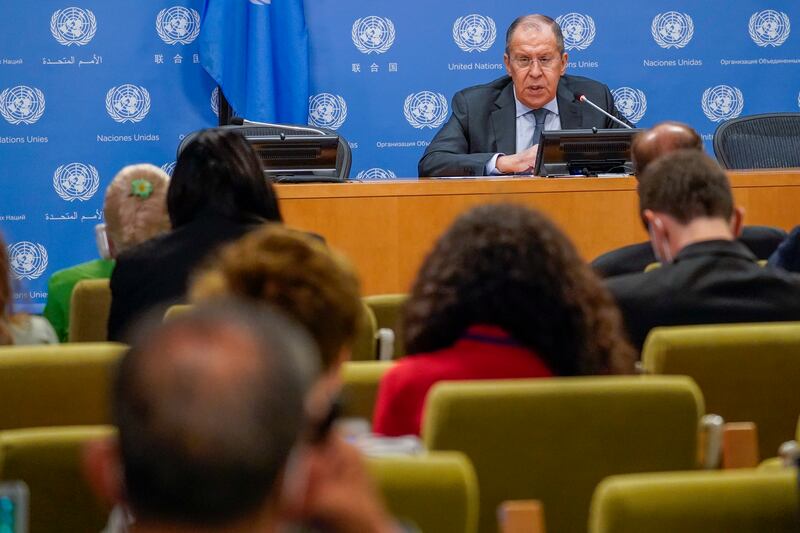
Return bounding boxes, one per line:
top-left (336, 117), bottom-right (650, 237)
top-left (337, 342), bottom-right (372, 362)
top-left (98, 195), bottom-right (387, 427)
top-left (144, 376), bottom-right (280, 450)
top-left (293, 435), bottom-right (397, 533)
top-left (495, 144), bottom-right (539, 175)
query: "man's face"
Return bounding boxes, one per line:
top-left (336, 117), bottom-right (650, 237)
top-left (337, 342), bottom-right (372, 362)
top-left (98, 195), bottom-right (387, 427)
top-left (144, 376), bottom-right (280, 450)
top-left (503, 25), bottom-right (568, 110)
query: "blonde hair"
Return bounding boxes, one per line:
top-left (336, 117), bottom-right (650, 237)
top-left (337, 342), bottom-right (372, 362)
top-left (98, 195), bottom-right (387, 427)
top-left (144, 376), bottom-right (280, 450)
top-left (190, 225), bottom-right (362, 370)
top-left (103, 164), bottom-right (170, 254)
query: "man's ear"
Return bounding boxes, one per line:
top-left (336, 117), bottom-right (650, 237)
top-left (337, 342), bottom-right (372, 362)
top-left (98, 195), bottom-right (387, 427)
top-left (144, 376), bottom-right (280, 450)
top-left (560, 52), bottom-right (569, 76)
top-left (730, 206), bottom-right (745, 238)
top-left (82, 435), bottom-right (125, 508)
top-left (503, 53), bottom-right (511, 76)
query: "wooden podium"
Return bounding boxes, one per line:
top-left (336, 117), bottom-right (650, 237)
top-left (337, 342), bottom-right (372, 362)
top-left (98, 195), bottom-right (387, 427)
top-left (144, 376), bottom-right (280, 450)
top-left (276, 171), bottom-right (800, 295)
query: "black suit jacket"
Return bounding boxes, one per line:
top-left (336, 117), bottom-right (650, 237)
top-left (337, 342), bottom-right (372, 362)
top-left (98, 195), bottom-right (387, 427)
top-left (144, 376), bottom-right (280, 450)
top-left (418, 74), bottom-right (629, 177)
top-left (592, 225), bottom-right (788, 278)
top-left (107, 212), bottom-right (266, 341)
top-left (606, 239), bottom-right (800, 352)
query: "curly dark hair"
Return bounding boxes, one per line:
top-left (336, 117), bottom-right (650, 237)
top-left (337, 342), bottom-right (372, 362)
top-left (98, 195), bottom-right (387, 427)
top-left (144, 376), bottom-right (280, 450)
top-left (403, 204), bottom-right (635, 375)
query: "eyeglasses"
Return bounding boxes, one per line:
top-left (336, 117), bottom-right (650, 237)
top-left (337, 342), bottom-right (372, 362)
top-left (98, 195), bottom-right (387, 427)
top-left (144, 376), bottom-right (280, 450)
top-left (510, 56), bottom-right (560, 70)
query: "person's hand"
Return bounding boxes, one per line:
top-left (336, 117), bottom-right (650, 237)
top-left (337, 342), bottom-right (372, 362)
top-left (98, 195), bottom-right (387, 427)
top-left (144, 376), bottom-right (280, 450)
top-left (496, 144), bottom-right (539, 174)
top-left (295, 435), bottom-right (397, 533)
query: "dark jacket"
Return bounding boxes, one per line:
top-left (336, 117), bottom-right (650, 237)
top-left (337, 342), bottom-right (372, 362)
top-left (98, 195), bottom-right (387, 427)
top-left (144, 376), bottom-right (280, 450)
top-left (606, 239), bottom-right (800, 351)
top-left (418, 74), bottom-right (629, 177)
top-left (107, 212), bottom-right (265, 341)
top-left (593, 225), bottom-right (788, 278)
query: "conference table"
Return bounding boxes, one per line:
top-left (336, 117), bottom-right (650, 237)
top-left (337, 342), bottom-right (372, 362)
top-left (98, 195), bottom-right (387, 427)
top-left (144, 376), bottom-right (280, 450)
top-left (276, 170), bottom-right (800, 295)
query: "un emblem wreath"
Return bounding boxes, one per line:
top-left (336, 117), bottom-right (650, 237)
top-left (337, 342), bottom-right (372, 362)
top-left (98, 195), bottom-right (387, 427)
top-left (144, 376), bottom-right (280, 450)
top-left (404, 92), bottom-right (449, 129)
top-left (156, 7), bottom-right (201, 45)
top-left (0, 86), bottom-right (46, 125)
top-left (555, 13), bottom-right (596, 51)
top-left (50, 7), bottom-right (97, 46)
top-left (651, 12), bottom-right (694, 49)
top-left (352, 16), bottom-right (396, 54)
top-left (702, 85), bottom-right (744, 122)
top-left (452, 15), bottom-right (497, 53)
top-left (9, 242), bottom-right (48, 281)
top-left (53, 163), bottom-right (100, 202)
top-left (106, 85), bottom-right (151, 123)
top-left (749, 10), bottom-right (791, 47)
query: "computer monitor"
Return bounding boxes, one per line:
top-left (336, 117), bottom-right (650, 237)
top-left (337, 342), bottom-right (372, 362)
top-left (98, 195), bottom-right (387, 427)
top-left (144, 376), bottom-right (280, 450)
top-left (534, 128), bottom-right (643, 177)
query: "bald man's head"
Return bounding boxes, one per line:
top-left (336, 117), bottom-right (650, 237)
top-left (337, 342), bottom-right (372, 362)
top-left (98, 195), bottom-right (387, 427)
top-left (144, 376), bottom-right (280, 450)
top-left (632, 122), bottom-right (703, 175)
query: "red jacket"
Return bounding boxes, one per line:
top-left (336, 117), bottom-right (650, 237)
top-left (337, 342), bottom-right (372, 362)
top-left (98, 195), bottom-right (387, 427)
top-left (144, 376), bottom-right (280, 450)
top-left (372, 325), bottom-right (553, 437)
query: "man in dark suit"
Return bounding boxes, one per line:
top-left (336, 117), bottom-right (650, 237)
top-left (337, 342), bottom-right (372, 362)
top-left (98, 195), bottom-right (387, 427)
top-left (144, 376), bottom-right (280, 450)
top-left (591, 122), bottom-right (786, 277)
top-left (418, 14), bottom-right (629, 177)
top-left (606, 150), bottom-right (800, 352)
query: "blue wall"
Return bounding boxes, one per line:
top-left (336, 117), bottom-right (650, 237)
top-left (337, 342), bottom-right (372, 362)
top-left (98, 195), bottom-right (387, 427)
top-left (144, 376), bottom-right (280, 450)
top-left (2, 1), bottom-right (799, 311)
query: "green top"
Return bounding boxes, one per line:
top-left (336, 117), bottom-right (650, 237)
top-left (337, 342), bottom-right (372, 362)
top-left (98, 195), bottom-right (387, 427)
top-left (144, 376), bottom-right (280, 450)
top-left (43, 258), bottom-right (115, 342)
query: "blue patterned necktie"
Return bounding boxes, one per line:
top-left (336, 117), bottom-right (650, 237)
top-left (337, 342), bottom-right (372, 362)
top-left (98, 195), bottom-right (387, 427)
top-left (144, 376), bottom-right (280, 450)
top-left (531, 107), bottom-right (549, 148)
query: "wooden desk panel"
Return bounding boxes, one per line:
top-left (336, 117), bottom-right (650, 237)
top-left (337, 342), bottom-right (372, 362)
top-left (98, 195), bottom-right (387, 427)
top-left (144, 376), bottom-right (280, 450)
top-left (277, 171), bottom-right (800, 295)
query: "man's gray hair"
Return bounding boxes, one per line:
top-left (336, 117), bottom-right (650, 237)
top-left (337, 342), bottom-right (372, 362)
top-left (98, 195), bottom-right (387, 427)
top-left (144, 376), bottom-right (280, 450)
top-left (505, 14), bottom-right (565, 56)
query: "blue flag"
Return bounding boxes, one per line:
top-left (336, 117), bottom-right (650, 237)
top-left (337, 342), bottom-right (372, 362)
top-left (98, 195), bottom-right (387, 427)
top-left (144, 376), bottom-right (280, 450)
top-left (199, 0), bottom-right (309, 123)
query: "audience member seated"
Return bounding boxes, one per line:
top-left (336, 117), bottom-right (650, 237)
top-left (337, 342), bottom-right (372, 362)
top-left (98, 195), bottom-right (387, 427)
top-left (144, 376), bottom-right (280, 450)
top-left (372, 204), bottom-right (635, 437)
top-left (43, 164), bottom-right (170, 341)
top-left (606, 150), bottom-right (800, 351)
top-left (85, 302), bottom-right (397, 533)
top-left (768, 225), bottom-right (800, 273)
top-left (190, 224), bottom-right (362, 400)
top-left (107, 128), bottom-right (282, 341)
top-left (1, 232), bottom-right (57, 345)
top-left (592, 122), bottom-right (787, 277)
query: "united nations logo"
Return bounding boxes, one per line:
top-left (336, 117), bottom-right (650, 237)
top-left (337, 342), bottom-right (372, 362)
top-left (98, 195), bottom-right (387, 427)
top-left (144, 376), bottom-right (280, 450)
top-left (156, 6), bottom-right (201, 45)
top-left (0, 86), bottom-right (45, 125)
top-left (8, 241), bottom-right (48, 281)
top-left (651, 12), bottom-right (694, 49)
top-left (161, 161), bottom-right (177, 176)
top-left (404, 91), bottom-right (449, 129)
top-left (308, 93), bottom-right (347, 129)
top-left (452, 14), bottom-right (497, 53)
top-left (555, 13), bottom-right (596, 51)
top-left (53, 163), bottom-right (100, 202)
top-left (749, 10), bottom-right (790, 47)
top-left (702, 85), bottom-right (744, 122)
top-left (211, 87), bottom-right (220, 117)
top-left (352, 16), bottom-right (396, 54)
top-left (50, 7), bottom-right (97, 46)
top-left (105, 84), bottom-right (151, 123)
top-left (356, 168), bottom-right (397, 180)
top-left (611, 87), bottom-right (647, 124)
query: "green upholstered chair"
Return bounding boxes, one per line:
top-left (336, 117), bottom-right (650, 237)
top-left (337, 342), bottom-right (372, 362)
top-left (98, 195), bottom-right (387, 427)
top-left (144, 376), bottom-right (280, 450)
top-left (368, 452), bottom-right (478, 533)
top-left (363, 294), bottom-right (408, 359)
top-left (590, 469), bottom-right (798, 533)
top-left (68, 279), bottom-right (112, 342)
top-left (642, 322), bottom-right (800, 460)
top-left (423, 376), bottom-right (704, 533)
top-left (351, 301), bottom-right (378, 361)
top-left (0, 343), bottom-right (125, 430)
top-left (163, 303), bottom-right (192, 321)
top-left (0, 425), bottom-right (115, 533)
top-left (340, 360), bottom-right (395, 421)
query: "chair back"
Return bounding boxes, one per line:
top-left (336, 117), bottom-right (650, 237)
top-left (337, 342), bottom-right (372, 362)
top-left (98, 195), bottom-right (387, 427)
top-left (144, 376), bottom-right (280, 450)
top-left (340, 361), bottom-right (394, 421)
top-left (0, 343), bottom-right (125, 430)
top-left (163, 304), bottom-right (192, 321)
top-left (643, 322), bottom-right (800, 459)
top-left (713, 113), bottom-right (800, 169)
top-left (0, 425), bottom-right (114, 533)
top-left (423, 376), bottom-right (703, 533)
top-left (350, 301), bottom-right (378, 361)
top-left (68, 279), bottom-right (112, 342)
top-left (364, 294), bottom-right (408, 358)
top-left (368, 452), bottom-right (478, 533)
top-left (590, 469), bottom-right (798, 533)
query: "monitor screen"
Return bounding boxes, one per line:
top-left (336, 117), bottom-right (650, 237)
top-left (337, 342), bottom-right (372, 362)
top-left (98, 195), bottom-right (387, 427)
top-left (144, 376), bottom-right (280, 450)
top-left (534, 128), bottom-right (643, 177)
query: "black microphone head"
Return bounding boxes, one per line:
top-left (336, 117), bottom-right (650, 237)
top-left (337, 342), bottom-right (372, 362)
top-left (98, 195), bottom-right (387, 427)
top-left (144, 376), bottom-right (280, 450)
top-left (230, 116), bottom-right (245, 125)
top-left (574, 92), bottom-right (585, 102)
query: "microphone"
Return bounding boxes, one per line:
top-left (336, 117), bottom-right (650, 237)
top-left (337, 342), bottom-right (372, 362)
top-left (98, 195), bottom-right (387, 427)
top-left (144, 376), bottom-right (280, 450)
top-left (574, 93), bottom-right (632, 129)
